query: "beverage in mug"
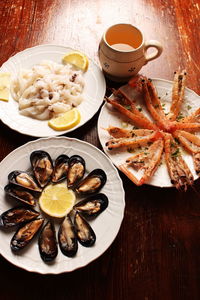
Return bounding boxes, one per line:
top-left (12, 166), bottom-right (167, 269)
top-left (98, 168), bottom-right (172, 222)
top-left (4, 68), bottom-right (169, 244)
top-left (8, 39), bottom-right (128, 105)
top-left (98, 23), bottom-right (163, 81)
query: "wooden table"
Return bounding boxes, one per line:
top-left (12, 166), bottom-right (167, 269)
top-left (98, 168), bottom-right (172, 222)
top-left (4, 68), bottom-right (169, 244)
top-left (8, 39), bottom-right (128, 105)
top-left (0, 0), bottom-right (200, 299)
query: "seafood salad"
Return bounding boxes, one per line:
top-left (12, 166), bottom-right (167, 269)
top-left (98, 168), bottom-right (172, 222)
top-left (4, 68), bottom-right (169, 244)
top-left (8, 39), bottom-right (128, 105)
top-left (11, 60), bottom-right (85, 120)
top-left (0, 150), bottom-right (108, 263)
top-left (105, 70), bottom-right (200, 190)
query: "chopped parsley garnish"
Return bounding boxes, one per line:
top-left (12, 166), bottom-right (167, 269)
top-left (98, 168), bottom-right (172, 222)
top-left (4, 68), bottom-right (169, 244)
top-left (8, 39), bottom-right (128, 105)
top-left (171, 148), bottom-right (180, 157)
top-left (147, 141), bottom-right (153, 146)
top-left (127, 147), bottom-right (135, 153)
top-left (176, 113), bottom-right (184, 121)
top-left (124, 105), bottom-right (132, 111)
top-left (174, 137), bottom-right (180, 144)
top-left (187, 105), bottom-right (192, 110)
top-left (154, 104), bottom-right (159, 108)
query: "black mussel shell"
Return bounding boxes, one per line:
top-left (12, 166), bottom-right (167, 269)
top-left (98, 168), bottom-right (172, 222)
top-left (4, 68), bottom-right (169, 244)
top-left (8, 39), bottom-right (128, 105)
top-left (74, 193), bottom-right (108, 218)
top-left (75, 169), bottom-right (107, 195)
top-left (4, 184), bottom-right (37, 206)
top-left (58, 215), bottom-right (78, 257)
top-left (67, 155), bottom-right (85, 188)
top-left (52, 154), bottom-right (69, 183)
top-left (11, 218), bottom-right (44, 252)
top-left (30, 150), bottom-right (53, 188)
top-left (38, 221), bottom-right (58, 262)
top-left (0, 206), bottom-right (40, 228)
top-left (8, 171), bottom-right (42, 192)
top-left (74, 212), bottom-right (96, 247)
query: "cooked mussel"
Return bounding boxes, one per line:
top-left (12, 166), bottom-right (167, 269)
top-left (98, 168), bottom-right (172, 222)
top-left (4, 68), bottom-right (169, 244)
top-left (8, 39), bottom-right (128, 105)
top-left (67, 155), bottom-right (85, 188)
top-left (38, 221), bottom-right (58, 262)
top-left (4, 184), bottom-right (37, 206)
top-left (11, 218), bottom-right (44, 251)
top-left (52, 154), bottom-right (69, 183)
top-left (74, 193), bottom-right (108, 218)
top-left (8, 171), bottom-right (42, 192)
top-left (30, 150), bottom-right (53, 188)
top-left (58, 215), bottom-right (78, 257)
top-left (0, 206), bottom-right (40, 228)
top-left (74, 212), bottom-right (96, 247)
top-left (75, 169), bottom-right (107, 195)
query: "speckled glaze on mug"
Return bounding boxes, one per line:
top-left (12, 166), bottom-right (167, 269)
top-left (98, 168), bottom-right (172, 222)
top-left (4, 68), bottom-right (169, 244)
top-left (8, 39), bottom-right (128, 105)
top-left (98, 23), bottom-right (163, 82)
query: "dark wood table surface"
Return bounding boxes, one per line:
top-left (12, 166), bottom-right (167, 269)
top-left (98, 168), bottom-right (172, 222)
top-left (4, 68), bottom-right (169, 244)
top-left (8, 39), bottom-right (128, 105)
top-left (0, 0), bottom-right (200, 299)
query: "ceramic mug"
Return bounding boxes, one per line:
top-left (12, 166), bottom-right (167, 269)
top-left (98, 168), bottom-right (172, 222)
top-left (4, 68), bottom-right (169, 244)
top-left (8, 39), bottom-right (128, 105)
top-left (98, 23), bottom-right (163, 81)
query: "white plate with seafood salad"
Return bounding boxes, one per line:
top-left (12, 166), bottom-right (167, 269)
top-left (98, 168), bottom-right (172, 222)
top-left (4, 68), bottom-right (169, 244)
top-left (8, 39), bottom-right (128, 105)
top-left (98, 78), bottom-right (200, 188)
top-left (0, 137), bottom-right (125, 274)
top-left (0, 44), bottom-right (106, 137)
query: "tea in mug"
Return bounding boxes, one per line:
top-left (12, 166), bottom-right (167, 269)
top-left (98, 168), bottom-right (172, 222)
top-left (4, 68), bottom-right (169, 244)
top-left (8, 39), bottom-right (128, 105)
top-left (105, 24), bottom-right (142, 51)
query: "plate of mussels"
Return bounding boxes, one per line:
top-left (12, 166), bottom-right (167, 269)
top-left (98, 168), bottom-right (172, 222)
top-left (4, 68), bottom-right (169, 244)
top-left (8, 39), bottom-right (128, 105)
top-left (0, 137), bottom-right (125, 274)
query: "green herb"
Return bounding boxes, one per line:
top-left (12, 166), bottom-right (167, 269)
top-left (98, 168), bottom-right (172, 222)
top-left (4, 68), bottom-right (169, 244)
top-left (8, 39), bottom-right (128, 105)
top-left (171, 142), bottom-right (176, 147)
top-left (187, 105), bottom-right (192, 110)
top-left (171, 148), bottom-right (180, 158)
top-left (124, 105), bottom-right (131, 111)
top-left (154, 104), bottom-right (159, 109)
top-left (144, 152), bottom-right (149, 155)
top-left (127, 147), bottom-right (135, 153)
top-left (162, 103), bottom-right (166, 107)
top-left (132, 126), bottom-right (138, 129)
top-left (147, 141), bottom-right (153, 146)
top-left (121, 122), bottom-right (129, 128)
top-left (176, 113), bottom-right (184, 121)
top-left (174, 137), bottom-right (180, 144)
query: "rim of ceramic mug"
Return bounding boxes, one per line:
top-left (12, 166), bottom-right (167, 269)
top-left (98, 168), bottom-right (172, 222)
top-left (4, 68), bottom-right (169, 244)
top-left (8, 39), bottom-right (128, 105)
top-left (103, 23), bottom-right (144, 52)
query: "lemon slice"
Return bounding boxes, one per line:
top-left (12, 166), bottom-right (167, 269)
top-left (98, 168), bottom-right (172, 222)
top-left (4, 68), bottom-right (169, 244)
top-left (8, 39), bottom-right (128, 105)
top-left (48, 108), bottom-right (81, 131)
top-left (0, 73), bottom-right (11, 101)
top-left (39, 183), bottom-right (76, 218)
top-left (62, 51), bottom-right (89, 72)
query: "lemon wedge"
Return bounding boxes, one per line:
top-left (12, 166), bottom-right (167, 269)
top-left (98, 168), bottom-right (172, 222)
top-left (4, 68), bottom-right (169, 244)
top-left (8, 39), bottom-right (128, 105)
top-left (39, 183), bottom-right (76, 218)
top-left (62, 51), bottom-right (89, 72)
top-left (0, 73), bottom-right (11, 101)
top-left (48, 108), bottom-right (81, 131)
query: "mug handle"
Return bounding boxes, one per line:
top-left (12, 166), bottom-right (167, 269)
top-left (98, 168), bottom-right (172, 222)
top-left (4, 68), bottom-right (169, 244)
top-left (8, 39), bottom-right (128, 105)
top-left (144, 40), bottom-right (163, 64)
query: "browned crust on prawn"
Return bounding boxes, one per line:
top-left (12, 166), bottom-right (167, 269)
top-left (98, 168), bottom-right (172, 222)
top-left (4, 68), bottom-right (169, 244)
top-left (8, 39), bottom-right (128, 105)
top-left (163, 133), bottom-right (193, 190)
top-left (141, 77), bottom-right (172, 131)
top-left (167, 70), bottom-right (187, 121)
top-left (173, 130), bottom-right (200, 175)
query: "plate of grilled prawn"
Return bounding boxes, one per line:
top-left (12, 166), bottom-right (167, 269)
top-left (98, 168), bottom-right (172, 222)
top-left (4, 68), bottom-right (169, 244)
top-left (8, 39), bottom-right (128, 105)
top-left (98, 70), bottom-right (200, 190)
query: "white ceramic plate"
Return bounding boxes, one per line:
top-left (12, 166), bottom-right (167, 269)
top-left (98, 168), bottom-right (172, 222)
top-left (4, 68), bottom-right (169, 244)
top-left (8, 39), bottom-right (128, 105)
top-left (0, 137), bottom-right (125, 274)
top-left (0, 44), bottom-right (106, 137)
top-left (98, 78), bottom-right (200, 188)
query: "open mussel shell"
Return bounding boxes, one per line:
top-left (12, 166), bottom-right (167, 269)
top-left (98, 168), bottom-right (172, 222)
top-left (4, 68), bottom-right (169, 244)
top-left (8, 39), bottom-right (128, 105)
top-left (30, 150), bottom-right (53, 188)
top-left (75, 169), bottom-right (107, 195)
top-left (0, 206), bottom-right (40, 228)
top-left (52, 154), bottom-right (69, 183)
top-left (67, 155), bottom-right (85, 188)
top-left (38, 221), bottom-right (58, 262)
top-left (74, 212), bottom-right (96, 247)
top-left (10, 218), bottom-right (44, 252)
top-left (74, 193), bottom-right (108, 218)
top-left (8, 171), bottom-right (42, 192)
top-left (58, 215), bottom-right (78, 257)
top-left (4, 184), bottom-right (37, 206)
